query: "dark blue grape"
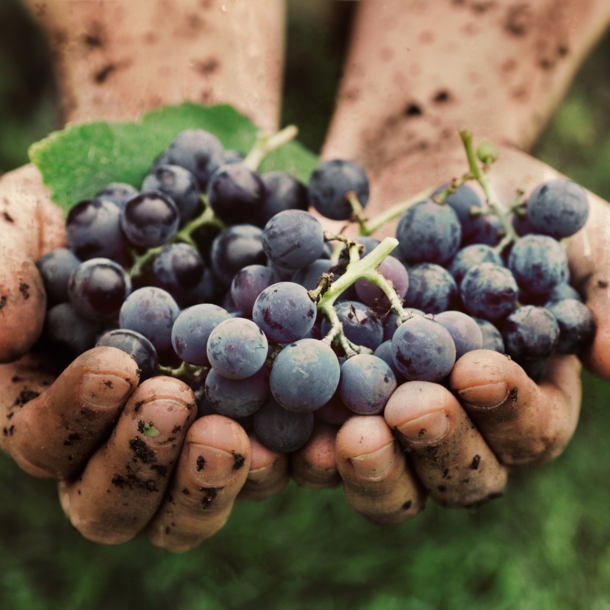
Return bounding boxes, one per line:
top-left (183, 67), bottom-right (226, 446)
top-left (391, 316), bottom-right (456, 382)
top-left (270, 339), bottom-right (341, 412)
top-left (308, 159), bottom-right (369, 221)
top-left (259, 171), bottom-right (308, 226)
top-left (396, 199), bottom-right (461, 265)
top-left (473, 318), bottom-right (505, 353)
top-left (68, 258), bottom-right (131, 321)
top-left (96, 183), bottom-right (138, 208)
top-left (501, 305), bottom-right (559, 362)
top-left (151, 243), bottom-right (205, 306)
top-left (466, 214), bottom-right (503, 247)
top-left (339, 354), bottom-right (397, 415)
top-left (180, 269), bottom-right (217, 307)
top-left (207, 318), bottom-right (268, 379)
top-left (119, 287), bottom-right (180, 352)
top-left (434, 310), bottom-right (483, 359)
top-left (448, 244), bottom-right (504, 286)
top-left (545, 282), bottom-right (582, 304)
top-left (210, 224), bottom-right (266, 287)
top-left (355, 256), bottom-right (409, 308)
top-left (383, 309), bottom-right (423, 342)
top-left (461, 262), bottom-right (518, 320)
top-left (120, 191), bottom-right (180, 248)
top-left (527, 179), bottom-right (589, 239)
top-left (315, 392), bottom-right (353, 425)
top-left (142, 164), bottom-right (200, 223)
top-left (512, 211), bottom-right (537, 237)
top-left (96, 329), bottom-right (158, 380)
top-left (207, 162), bottom-right (265, 226)
top-left (434, 183), bottom-right (483, 242)
top-left (205, 366), bottom-right (269, 418)
top-left (291, 259), bottom-right (334, 291)
top-left (262, 210), bottom-right (324, 270)
top-left (165, 129), bottom-right (225, 189)
top-left (253, 397), bottom-right (314, 453)
top-left (508, 234), bottom-right (567, 295)
top-left (403, 263), bottom-right (458, 314)
top-left (373, 340), bottom-right (405, 383)
top-left (320, 301), bottom-right (384, 351)
top-left (171, 304), bottom-right (231, 366)
top-left (253, 282), bottom-right (317, 343)
top-left (66, 198), bottom-right (126, 262)
top-left (36, 248), bottom-right (81, 306)
top-left (230, 264), bottom-right (278, 317)
top-left (546, 298), bottom-right (596, 354)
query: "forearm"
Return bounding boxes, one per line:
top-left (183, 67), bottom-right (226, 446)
top-left (323, 0), bottom-right (610, 211)
top-left (23, 0), bottom-right (284, 129)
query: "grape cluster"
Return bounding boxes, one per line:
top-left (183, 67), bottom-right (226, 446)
top-left (35, 126), bottom-right (595, 455)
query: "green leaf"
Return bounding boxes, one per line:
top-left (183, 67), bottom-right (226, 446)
top-left (28, 103), bottom-right (318, 212)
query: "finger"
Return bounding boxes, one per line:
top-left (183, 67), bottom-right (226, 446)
top-left (4, 347), bottom-right (139, 480)
top-left (385, 381), bottom-right (507, 508)
top-left (335, 416), bottom-right (426, 525)
top-left (450, 350), bottom-right (581, 466)
top-left (60, 377), bottom-right (196, 545)
top-left (291, 421), bottom-right (341, 490)
top-left (0, 165), bottom-right (66, 363)
top-left (146, 415), bottom-right (251, 553)
top-left (238, 432), bottom-right (289, 501)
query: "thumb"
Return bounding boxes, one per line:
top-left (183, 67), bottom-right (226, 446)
top-left (0, 165), bottom-right (66, 363)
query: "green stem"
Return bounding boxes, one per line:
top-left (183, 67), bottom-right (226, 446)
top-left (158, 361), bottom-right (206, 383)
top-left (346, 192), bottom-right (369, 235)
top-left (360, 186), bottom-right (436, 236)
top-left (243, 125), bottom-right (299, 171)
top-left (459, 129), bottom-right (519, 252)
top-left (432, 174), bottom-right (471, 204)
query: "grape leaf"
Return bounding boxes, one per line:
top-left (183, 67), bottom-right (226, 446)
top-left (28, 103), bottom-right (318, 212)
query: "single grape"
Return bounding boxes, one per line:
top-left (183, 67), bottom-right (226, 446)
top-left (205, 367), bottom-right (269, 418)
top-left (373, 340), bottom-right (406, 383)
top-left (66, 198), bottom-right (126, 262)
top-left (403, 263), bottom-right (458, 314)
top-left (120, 191), bottom-right (180, 248)
top-left (545, 298), bottom-right (596, 354)
top-left (512, 211), bottom-right (537, 237)
top-left (354, 255), bottom-right (409, 308)
top-left (36, 248), bottom-right (81, 306)
top-left (391, 316), bottom-right (456, 382)
top-left (434, 310), bottom-right (483, 359)
top-left (207, 162), bottom-right (265, 225)
top-left (339, 354), bottom-right (397, 415)
top-left (259, 171), bottom-right (308, 226)
top-left (96, 183), bottom-right (138, 208)
top-left (383, 309), bottom-right (423, 342)
top-left (433, 183), bottom-right (483, 242)
top-left (270, 339), bottom-right (341, 412)
top-left (165, 129), bottom-right (225, 189)
top-left (396, 199), bottom-right (461, 265)
top-left (501, 305), bottom-right (559, 362)
top-left (68, 258), bottom-right (131, 321)
top-left (119, 287), bottom-right (180, 352)
top-left (230, 264), bottom-right (278, 317)
top-left (545, 282), bottom-right (582, 304)
top-left (466, 214), bottom-right (503, 247)
top-left (508, 234), bottom-right (567, 295)
top-left (210, 224), bottom-right (266, 288)
top-left (527, 179), bottom-right (589, 238)
top-left (142, 164), bottom-right (200, 223)
top-left (473, 318), bottom-right (505, 353)
top-left (320, 301), bottom-right (384, 351)
top-left (207, 318), bottom-right (268, 379)
top-left (460, 262), bottom-right (518, 320)
top-left (448, 244), bottom-right (504, 286)
top-left (315, 392), bottom-right (353, 425)
top-left (253, 397), bottom-right (314, 453)
top-left (262, 210), bottom-right (324, 269)
top-left (291, 259), bottom-right (335, 291)
top-left (96, 329), bottom-right (158, 380)
top-left (308, 159), bottom-right (369, 221)
top-left (171, 304), bottom-right (231, 366)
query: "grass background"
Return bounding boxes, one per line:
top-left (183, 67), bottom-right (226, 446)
top-left (1, 1), bottom-right (610, 608)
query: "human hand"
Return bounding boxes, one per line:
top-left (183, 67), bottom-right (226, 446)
top-left (287, 146), bottom-right (609, 523)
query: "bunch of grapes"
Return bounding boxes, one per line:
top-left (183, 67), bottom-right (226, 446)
top-left (34, 126), bottom-right (595, 454)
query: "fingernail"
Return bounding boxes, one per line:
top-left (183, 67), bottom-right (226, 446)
top-left (137, 399), bottom-right (189, 445)
top-left (80, 372), bottom-right (132, 409)
top-left (350, 441), bottom-right (394, 478)
top-left (397, 411), bottom-right (450, 444)
top-left (189, 444), bottom-right (237, 484)
top-left (458, 382), bottom-right (509, 409)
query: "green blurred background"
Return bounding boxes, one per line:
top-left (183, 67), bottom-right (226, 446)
top-left (1, 1), bottom-right (610, 608)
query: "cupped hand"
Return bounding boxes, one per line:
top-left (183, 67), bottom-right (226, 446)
top-left (288, 146), bottom-right (610, 524)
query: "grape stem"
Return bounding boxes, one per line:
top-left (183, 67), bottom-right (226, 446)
top-left (459, 128), bottom-right (519, 252)
top-left (158, 360), bottom-right (206, 384)
top-left (313, 236), bottom-right (410, 356)
top-left (346, 192), bottom-right (369, 235)
top-left (243, 125), bottom-right (299, 171)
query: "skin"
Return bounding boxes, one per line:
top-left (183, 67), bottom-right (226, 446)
top-left (1, 0), bottom-right (610, 547)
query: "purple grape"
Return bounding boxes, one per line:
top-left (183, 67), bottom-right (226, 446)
top-left (205, 366), bottom-right (269, 418)
top-left (259, 171), bottom-right (308, 225)
top-left (253, 397), bottom-right (314, 453)
top-left (403, 263), bottom-right (458, 314)
top-left (151, 243), bottom-right (205, 306)
top-left (434, 310), bottom-right (483, 359)
top-left (96, 329), bottom-right (158, 380)
top-left (230, 265), bottom-right (278, 317)
top-left (501, 305), bottom-right (559, 363)
top-left (320, 301), bottom-right (384, 351)
top-left (460, 263), bottom-right (518, 320)
top-left (545, 298), bottom-right (596, 354)
top-left (448, 244), bottom-right (504, 286)
top-left (473, 318), bottom-right (505, 353)
top-left (120, 191), bottom-right (180, 248)
top-left (142, 164), bottom-right (200, 223)
top-left (36, 248), bottom-right (81, 306)
top-left (354, 256), bottom-right (409, 308)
